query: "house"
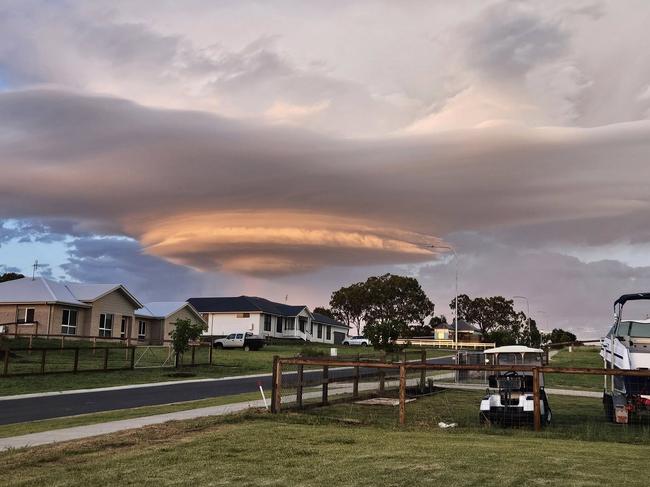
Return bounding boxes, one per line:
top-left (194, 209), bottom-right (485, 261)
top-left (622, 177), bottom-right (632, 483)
top-left (187, 296), bottom-right (349, 344)
top-left (0, 277), bottom-right (205, 345)
top-left (134, 302), bottom-right (205, 345)
top-left (432, 319), bottom-right (482, 343)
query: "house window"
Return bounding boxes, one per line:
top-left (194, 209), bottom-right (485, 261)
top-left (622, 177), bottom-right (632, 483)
top-left (99, 313), bottom-right (113, 337)
top-left (236, 313), bottom-right (251, 318)
top-left (263, 315), bottom-right (272, 332)
top-left (138, 320), bottom-right (147, 340)
top-left (17, 307), bottom-right (35, 324)
top-left (317, 324), bottom-right (323, 339)
top-left (61, 309), bottom-right (77, 335)
top-left (326, 326), bottom-right (331, 340)
top-left (285, 317), bottom-right (295, 331)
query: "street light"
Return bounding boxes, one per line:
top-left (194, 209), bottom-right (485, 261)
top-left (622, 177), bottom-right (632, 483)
top-left (419, 243), bottom-right (459, 349)
top-left (513, 295), bottom-right (530, 345)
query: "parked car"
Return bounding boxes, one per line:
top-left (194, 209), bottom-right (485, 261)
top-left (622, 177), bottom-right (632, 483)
top-left (213, 332), bottom-right (265, 351)
top-left (343, 336), bottom-right (370, 346)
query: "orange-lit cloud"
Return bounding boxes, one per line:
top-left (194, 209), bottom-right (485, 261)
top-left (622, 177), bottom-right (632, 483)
top-left (133, 211), bottom-right (443, 275)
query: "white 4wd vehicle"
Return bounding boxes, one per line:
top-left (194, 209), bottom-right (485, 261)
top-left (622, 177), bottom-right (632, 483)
top-left (213, 332), bottom-right (265, 351)
top-left (343, 336), bottom-right (370, 346)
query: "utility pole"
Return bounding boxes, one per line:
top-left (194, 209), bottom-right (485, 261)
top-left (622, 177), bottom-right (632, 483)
top-left (513, 295), bottom-right (530, 345)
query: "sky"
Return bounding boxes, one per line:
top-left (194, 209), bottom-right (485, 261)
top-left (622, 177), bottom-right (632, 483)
top-left (1, 0), bottom-right (650, 338)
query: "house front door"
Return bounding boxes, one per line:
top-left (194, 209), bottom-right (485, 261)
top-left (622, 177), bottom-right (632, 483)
top-left (276, 317), bottom-right (283, 333)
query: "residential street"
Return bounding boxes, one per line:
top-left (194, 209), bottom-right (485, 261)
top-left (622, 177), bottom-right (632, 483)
top-left (0, 355), bottom-right (454, 425)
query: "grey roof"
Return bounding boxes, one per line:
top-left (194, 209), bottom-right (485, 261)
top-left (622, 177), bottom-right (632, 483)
top-left (431, 319), bottom-right (480, 333)
top-left (135, 301), bottom-right (199, 319)
top-left (312, 312), bottom-right (349, 329)
top-left (0, 277), bottom-right (88, 306)
top-left (0, 277), bottom-right (142, 308)
top-left (187, 296), bottom-right (309, 318)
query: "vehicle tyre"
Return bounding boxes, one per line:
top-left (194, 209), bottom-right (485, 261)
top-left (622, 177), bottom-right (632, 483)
top-left (244, 345), bottom-right (250, 352)
top-left (361, 342), bottom-right (368, 347)
top-left (343, 342), bottom-right (349, 346)
top-left (214, 343), bottom-right (224, 349)
top-left (603, 393), bottom-right (614, 422)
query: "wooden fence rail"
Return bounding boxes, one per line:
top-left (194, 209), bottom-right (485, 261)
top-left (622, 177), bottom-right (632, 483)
top-left (270, 355), bottom-right (650, 432)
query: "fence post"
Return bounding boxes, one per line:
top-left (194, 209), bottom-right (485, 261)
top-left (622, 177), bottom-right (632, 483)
top-left (130, 346), bottom-right (136, 370)
top-left (420, 349), bottom-right (426, 392)
top-left (73, 347), bottom-right (80, 373)
top-left (3, 348), bottom-right (10, 376)
top-left (92, 337), bottom-right (97, 355)
top-left (296, 364), bottom-right (304, 408)
top-left (533, 367), bottom-right (541, 432)
top-left (104, 347), bottom-right (110, 370)
top-left (28, 335), bottom-right (33, 351)
top-left (379, 351), bottom-right (386, 393)
top-left (191, 345), bottom-right (196, 366)
top-left (271, 355), bottom-right (281, 413)
top-left (322, 365), bottom-right (329, 406)
top-left (41, 348), bottom-right (47, 374)
top-left (209, 344), bottom-right (213, 365)
top-left (399, 364), bottom-right (406, 426)
top-left (353, 353), bottom-right (360, 398)
top-left (60, 335), bottom-right (64, 350)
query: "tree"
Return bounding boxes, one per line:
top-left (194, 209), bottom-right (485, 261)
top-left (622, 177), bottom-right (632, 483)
top-left (543, 328), bottom-right (577, 345)
top-left (451, 294), bottom-right (521, 337)
top-left (0, 272), bottom-right (24, 283)
top-left (329, 282), bottom-right (368, 336)
top-left (362, 274), bottom-right (434, 348)
top-left (313, 307), bottom-right (334, 319)
top-left (169, 318), bottom-right (207, 368)
top-left (521, 318), bottom-right (542, 348)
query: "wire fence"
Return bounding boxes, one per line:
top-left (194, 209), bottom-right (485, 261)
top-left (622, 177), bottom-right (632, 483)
top-left (0, 343), bottom-right (213, 376)
top-left (271, 355), bottom-right (650, 442)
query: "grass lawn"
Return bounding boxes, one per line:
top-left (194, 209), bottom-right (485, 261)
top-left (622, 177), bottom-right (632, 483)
top-left (0, 343), bottom-right (453, 396)
top-left (2, 401), bottom-right (650, 486)
top-left (0, 390), bottom-right (268, 439)
top-left (545, 346), bottom-right (605, 391)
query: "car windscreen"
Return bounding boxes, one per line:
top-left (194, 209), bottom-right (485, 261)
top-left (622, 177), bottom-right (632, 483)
top-left (496, 353), bottom-right (541, 366)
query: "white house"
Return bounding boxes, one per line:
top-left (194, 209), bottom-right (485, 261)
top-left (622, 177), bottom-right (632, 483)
top-left (187, 296), bottom-right (349, 344)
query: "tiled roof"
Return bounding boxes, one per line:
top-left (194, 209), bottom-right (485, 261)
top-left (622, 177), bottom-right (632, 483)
top-left (188, 296), bottom-right (308, 317)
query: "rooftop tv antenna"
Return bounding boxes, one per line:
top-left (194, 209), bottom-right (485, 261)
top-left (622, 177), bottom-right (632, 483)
top-left (32, 259), bottom-right (47, 280)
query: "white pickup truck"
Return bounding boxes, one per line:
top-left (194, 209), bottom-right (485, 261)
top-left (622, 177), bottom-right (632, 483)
top-left (213, 332), bottom-right (265, 351)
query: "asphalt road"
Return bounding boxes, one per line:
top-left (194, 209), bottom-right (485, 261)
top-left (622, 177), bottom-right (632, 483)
top-left (0, 355), bottom-right (454, 425)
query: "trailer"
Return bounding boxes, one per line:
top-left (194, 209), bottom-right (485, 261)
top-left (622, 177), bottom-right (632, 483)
top-left (601, 293), bottom-right (650, 424)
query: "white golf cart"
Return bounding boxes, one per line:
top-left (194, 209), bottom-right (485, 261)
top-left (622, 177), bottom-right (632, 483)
top-left (479, 345), bottom-right (552, 427)
top-left (601, 293), bottom-right (650, 424)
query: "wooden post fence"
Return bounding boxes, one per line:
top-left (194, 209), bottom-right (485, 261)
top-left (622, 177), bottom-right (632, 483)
top-left (191, 345), bottom-right (196, 366)
top-left (379, 351), bottom-right (386, 393)
top-left (3, 348), bottom-right (10, 375)
top-left (103, 347), bottom-right (110, 370)
top-left (209, 344), bottom-right (213, 365)
top-left (130, 346), bottom-right (136, 370)
top-left (73, 347), bottom-right (80, 373)
top-left (399, 364), bottom-right (406, 426)
top-left (40, 348), bottom-right (47, 374)
top-left (420, 349), bottom-right (427, 392)
top-left (322, 365), bottom-right (329, 406)
top-left (353, 353), bottom-right (360, 398)
top-left (296, 364), bottom-right (304, 408)
top-left (533, 367), bottom-right (541, 432)
top-left (271, 355), bottom-right (281, 413)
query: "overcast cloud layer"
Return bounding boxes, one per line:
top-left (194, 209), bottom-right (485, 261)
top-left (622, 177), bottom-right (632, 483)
top-left (1, 0), bottom-right (650, 336)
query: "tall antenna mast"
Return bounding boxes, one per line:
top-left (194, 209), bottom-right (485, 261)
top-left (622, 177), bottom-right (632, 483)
top-left (32, 259), bottom-right (46, 280)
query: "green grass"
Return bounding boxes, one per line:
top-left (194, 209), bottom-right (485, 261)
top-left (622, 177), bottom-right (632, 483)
top-left (0, 391), bottom-right (267, 439)
top-left (0, 343), bottom-right (453, 396)
top-left (1, 405), bottom-right (650, 486)
top-left (545, 347), bottom-right (605, 391)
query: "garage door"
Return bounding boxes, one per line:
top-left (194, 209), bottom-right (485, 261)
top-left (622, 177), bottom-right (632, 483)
top-left (333, 331), bottom-right (346, 345)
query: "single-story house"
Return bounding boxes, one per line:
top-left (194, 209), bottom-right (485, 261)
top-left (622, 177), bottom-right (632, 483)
top-left (134, 301), bottom-right (206, 345)
top-left (432, 319), bottom-right (482, 342)
top-left (187, 296), bottom-right (349, 344)
top-left (0, 277), bottom-right (205, 345)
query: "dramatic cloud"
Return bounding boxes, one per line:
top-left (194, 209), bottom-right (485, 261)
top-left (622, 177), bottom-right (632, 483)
top-left (1, 88), bottom-right (650, 277)
top-left (2, 0), bottom-right (650, 335)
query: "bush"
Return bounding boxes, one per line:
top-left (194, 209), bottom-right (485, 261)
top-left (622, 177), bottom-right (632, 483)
top-left (298, 346), bottom-right (327, 358)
